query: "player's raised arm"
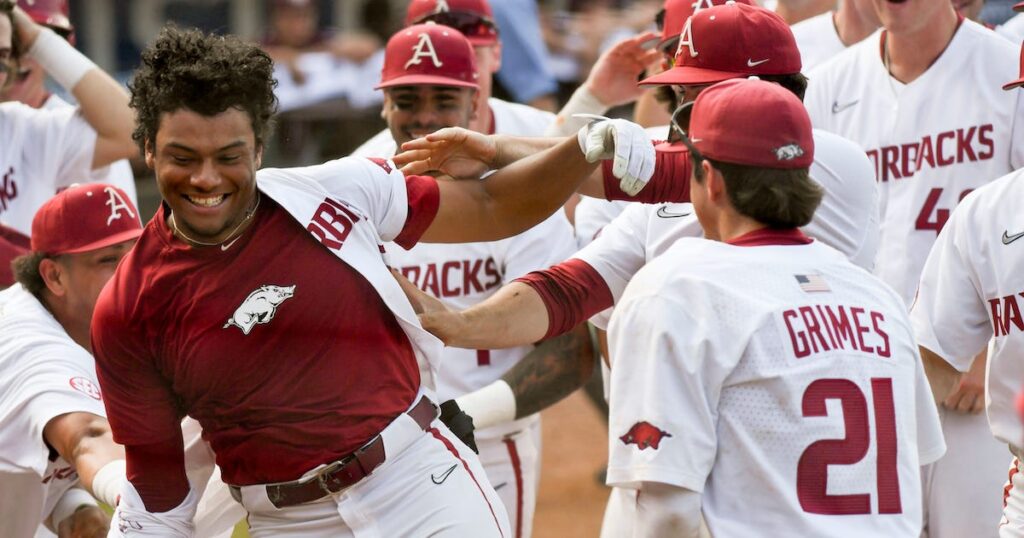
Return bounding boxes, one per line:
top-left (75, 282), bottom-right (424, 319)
top-left (416, 117), bottom-right (654, 243)
top-left (9, 5), bottom-right (135, 169)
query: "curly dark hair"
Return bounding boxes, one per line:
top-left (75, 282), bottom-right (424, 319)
top-left (0, 0), bottom-right (19, 57)
top-left (12, 252), bottom-right (48, 298)
top-left (129, 26), bottom-right (278, 154)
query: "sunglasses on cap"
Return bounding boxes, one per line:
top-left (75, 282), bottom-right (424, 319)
top-left (416, 11), bottom-right (499, 41)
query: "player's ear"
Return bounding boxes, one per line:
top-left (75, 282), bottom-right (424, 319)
top-left (489, 42), bottom-right (502, 72)
top-left (144, 140), bottom-right (156, 169)
top-left (38, 257), bottom-right (67, 298)
top-left (705, 161), bottom-right (726, 204)
top-left (254, 144), bottom-right (264, 169)
top-left (469, 89), bottom-right (480, 121)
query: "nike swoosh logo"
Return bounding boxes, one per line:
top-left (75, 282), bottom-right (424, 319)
top-left (747, 58), bottom-right (769, 67)
top-left (431, 464), bottom-right (458, 485)
top-left (657, 206), bottom-right (692, 219)
top-left (493, 482), bottom-right (508, 490)
top-left (221, 236), bottom-right (242, 251)
top-left (831, 100), bottom-right (859, 114)
top-left (1003, 230), bottom-right (1024, 245)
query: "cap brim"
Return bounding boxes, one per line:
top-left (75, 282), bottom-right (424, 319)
top-left (466, 35), bottom-right (499, 46)
top-left (376, 75), bottom-right (480, 90)
top-left (58, 228), bottom-right (143, 255)
top-left (640, 65), bottom-right (748, 86)
top-left (1016, 1), bottom-right (1024, 11)
top-left (1004, 78), bottom-right (1024, 90)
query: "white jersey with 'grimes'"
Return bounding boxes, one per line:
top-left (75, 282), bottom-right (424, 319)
top-left (607, 237), bottom-right (945, 537)
top-left (0, 102), bottom-right (99, 236)
top-left (805, 21), bottom-right (1024, 306)
top-left (911, 168), bottom-right (1024, 450)
top-left (0, 285), bottom-right (107, 528)
top-left (577, 129), bottom-right (880, 330)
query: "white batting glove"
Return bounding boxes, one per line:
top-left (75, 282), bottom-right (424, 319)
top-left (575, 114), bottom-right (655, 196)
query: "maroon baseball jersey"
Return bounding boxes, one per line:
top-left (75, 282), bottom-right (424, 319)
top-left (92, 173), bottom-right (439, 486)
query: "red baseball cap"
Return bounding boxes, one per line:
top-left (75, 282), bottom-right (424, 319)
top-left (641, 3), bottom-right (801, 86)
top-left (31, 184), bottom-right (143, 255)
top-left (1005, 45), bottom-right (1024, 90)
top-left (405, 0), bottom-right (499, 45)
top-left (657, 0), bottom-right (753, 53)
top-left (1016, 1), bottom-right (1024, 11)
top-left (689, 78), bottom-right (814, 169)
top-left (18, 0), bottom-right (72, 34)
top-left (377, 24), bottom-right (480, 90)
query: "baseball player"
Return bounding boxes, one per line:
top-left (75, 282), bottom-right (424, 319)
top-left (909, 56), bottom-right (1024, 537)
top-left (1, 0), bottom-right (137, 209)
top-left (353, 0), bottom-right (555, 157)
top-left (607, 77), bottom-right (945, 537)
top-left (353, 23), bottom-right (587, 538)
top-left (0, 2), bottom-right (136, 236)
top-left (0, 184), bottom-right (142, 538)
top-left (804, 1), bottom-right (1023, 534)
top-left (0, 222), bottom-right (28, 286)
top-left (790, 0), bottom-right (879, 70)
top-left (90, 26), bottom-right (653, 537)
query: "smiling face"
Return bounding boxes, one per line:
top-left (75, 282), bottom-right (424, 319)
top-left (145, 107), bottom-right (262, 244)
top-left (383, 85), bottom-right (477, 146)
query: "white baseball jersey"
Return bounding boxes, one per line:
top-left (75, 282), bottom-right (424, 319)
top-left (352, 97), bottom-right (556, 158)
top-left (0, 101), bottom-right (103, 236)
top-left (791, 11), bottom-right (848, 71)
top-left (805, 21), bottom-right (1024, 306)
top-left (997, 13), bottom-right (1024, 43)
top-left (42, 94), bottom-right (137, 209)
top-left (911, 168), bottom-right (1024, 450)
top-left (0, 285), bottom-right (107, 529)
top-left (607, 235), bottom-right (945, 537)
top-left (576, 129), bottom-right (880, 331)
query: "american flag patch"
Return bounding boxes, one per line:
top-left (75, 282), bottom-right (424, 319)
top-left (795, 274), bottom-right (830, 293)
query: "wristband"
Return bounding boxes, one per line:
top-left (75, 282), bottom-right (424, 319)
top-left (545, 86), bottom-right (609, 137)
top-left (27, 28), bottom-right (96, 90)
top-left (455, 379), bottom-right (516, 430)
top-left (92, 459), bottom-right (127, 507)
top-left (48, 488), bottom-right (97, 531)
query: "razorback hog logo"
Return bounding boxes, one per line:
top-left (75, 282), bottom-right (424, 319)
top-left (775, 143), bottom-right (805, 161)
top-left (620, 421), bottom-right (672, 450)
top-left (224, 285), bottom-right (296, 335)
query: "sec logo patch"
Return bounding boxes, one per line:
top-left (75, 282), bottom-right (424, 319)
top-left (69, 377), bottom-right (102, 400)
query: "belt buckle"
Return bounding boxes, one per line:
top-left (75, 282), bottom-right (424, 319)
top-left (315, 456), bottom-right (352, 494)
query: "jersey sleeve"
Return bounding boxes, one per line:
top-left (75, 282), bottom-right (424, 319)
top-left (912, 350), bottom-right (947, 465)
top-left (602, 147), bottom-right (691, 203)
top-left (24, 106), bottom-right (98, 189)
top-left (494, 212), bottom-right (576, 285)
top-left (90, 288), bottom-right (184, 446)
top-left (606, 290), bottom-right (743, 492)
top-left (572, 203), bottom-right (650, 307)
top-left (909, 202), bottom-right (990, 371)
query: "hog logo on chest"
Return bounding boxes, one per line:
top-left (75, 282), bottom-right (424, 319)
top-left (223, 285), bottom-right (296, 335)
top-left (620, 421), bottom-right (672, 450)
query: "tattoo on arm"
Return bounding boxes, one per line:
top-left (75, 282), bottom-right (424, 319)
top-left (503, 324), bottom-right (597, 419)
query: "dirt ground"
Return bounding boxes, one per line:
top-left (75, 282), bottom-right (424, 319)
top-left (231, 391), bottom-right (609, 537)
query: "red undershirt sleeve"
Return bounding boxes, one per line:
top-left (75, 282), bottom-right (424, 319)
top-left (514, 258), bottom-right (615, 340)
top-left (393, 174), bottom-right (441, 249)
top-left (125, 437), bottom-right (189, 513)
top-left (601, 144), bottom-right (692, 203)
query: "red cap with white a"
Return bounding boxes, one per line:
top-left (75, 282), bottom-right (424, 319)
top-left (658, 0), bottom-right (752, 52)
top-left (31, 184), bottom-right (143, 255)
top-left (377, 23), bottom-right (480, 90)
top-left (689, 78), bottom-right (814, 169)
top-left (642, 3), bottom-right (800, 86)
top-left (405, 0), bottom-right (499, 45)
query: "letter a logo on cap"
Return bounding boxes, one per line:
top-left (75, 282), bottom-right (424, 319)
top-left (690, 0), bottom-right (716, 14)
top-left (676, 18), bottom-right (698, 58)
top-left (104, 186), bottom-right (135, 226)
top-left (405, 32), bottom-right (444, 70)
top-left (433, 0), bottom-right (450, 13)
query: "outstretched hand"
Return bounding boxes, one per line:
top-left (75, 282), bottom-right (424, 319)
top-left (391, 269), bottom-right (466, 345)
top-left (585, 31), bottom-right (662, 108)
top-left (393, 127), bottom-right (497, 179)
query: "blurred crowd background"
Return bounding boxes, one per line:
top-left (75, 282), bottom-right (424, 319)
top-left (36, 0), bottom-right (1022, 217)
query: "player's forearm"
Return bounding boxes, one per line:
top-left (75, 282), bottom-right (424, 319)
top-left (503, 324), bottom-right (596, 419)
top-left (490, 134), bottom-right (563, 168)
top-left (438, 282), bottom-right (551, 349)
top-left (635, 483), bottom-right (703, 538)
top-left (920, 345), bottom-right (964, 405)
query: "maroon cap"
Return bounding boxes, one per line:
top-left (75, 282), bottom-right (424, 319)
top-left (658, 0), bottom-right (753, 52)
top-left (689, 79), bottom-right (814, 169)
top-left (377, 24), bottom-right (480, 90)
top-left (31, 184), bottom-right (143, 255)
top-left (642, 3), bottom-right (801, 86)
top-left (18, 0), bottom-right (72, 33)
top-left (1016, 1), bottom-right (1024, 11)
top-left (1005, 45), bottom-right (1024, 90)
top-left (405, 0), bottom-right (498, 45)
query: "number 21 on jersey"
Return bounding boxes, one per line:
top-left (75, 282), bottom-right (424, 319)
top-left (798, 378), bottom-right (901, 515)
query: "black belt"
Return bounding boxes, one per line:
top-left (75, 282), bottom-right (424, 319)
top-left (230, 396), bottom-right (437, 508)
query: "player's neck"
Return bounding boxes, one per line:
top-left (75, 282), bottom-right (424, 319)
top-left (42, 294), bottom-right (91, 351)
top-left (709, 212), bottom-right (765, 244)
top-left (884, 8), bottom-right (959, 84)
top-left (834, 5), bottom-right (878, 47)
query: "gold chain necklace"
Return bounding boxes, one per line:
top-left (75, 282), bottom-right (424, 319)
top-left (169, 192), bottom-right (261, 248)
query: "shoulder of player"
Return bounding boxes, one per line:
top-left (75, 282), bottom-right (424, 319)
top-left (951, 168), bottom-right (1024, 228)
top-left (790, 10), bottom-right (832, 39)
top-left (258, 156), bottom-right (403, 198)
top-left (0, 287), bottom-right (87, 358)
top-left (488, 97), bottom-right (556, 135)
top-left (350, 128), bottom-right (398, 158)
top-left (810, 129), bottom-right (875, 185)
